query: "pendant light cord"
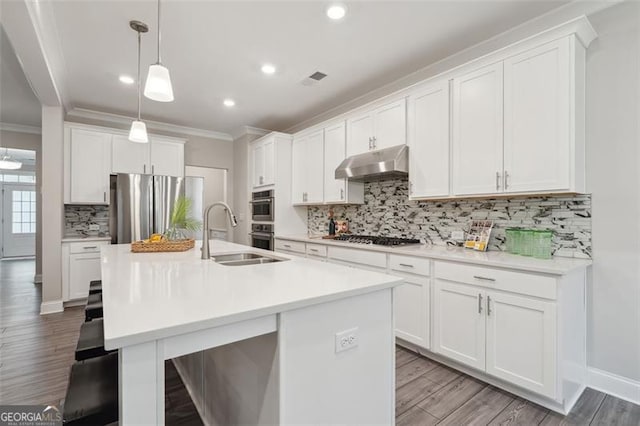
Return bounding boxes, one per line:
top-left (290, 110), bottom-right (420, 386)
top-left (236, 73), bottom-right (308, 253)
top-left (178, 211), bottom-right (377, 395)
top-left (137, 29), bottom-right (142, 121)
top-left (157, 0), bottom-right (162, 64)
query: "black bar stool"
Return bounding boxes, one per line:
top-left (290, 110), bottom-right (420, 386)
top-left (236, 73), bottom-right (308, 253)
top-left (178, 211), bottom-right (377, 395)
top-left (89, 280), bottom-right (102, 295)
top-left (87, 292), bottom-right (101, 305)
top-left (75, 319), bottom-right (113, 361)
top-left (85, 300), bottom-right (103, 322)
top-left (63, 352), bottom-right (118, 425)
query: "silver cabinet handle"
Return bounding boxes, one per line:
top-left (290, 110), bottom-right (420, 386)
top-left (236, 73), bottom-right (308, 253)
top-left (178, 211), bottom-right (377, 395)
top-left (478, 293), bottom-right (483, 314)
top-left (152, 165), bottom-right (155, 175)
top-left (487, 295), bottom-right (492, 316)
top-left (340, 188), bottom-right (344, 200)
top-left (372, 136), bottom-right (377, 149)
top-left (83, 246), bottom-right (98, 250)
top-left (496, 171), bottom-right (501, 191)
top-left (409, 181), bottom-right (414, 195)
top-left (368, 137), bottom-right (372, 150)
top-left (473, 275), bottom-right (496, 282)
top-left (398, 263), bottom-right (414, 268)
top-left (309, 248), bottom-right (319, 252)
top-left (103, 192), bottom-right (106, 202)
top-left (283, 244), bottom-right (291, 248)
top-left (504, 171), bottom-right (510, 190)
top-left (143, 164), bottom-right (146, 174)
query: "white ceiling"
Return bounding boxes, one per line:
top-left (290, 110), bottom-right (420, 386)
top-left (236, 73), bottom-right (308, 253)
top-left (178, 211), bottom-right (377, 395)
top-left (0, 27), bottom-right (42, 128)
top-left (49, 0), bottom-right (572, 135)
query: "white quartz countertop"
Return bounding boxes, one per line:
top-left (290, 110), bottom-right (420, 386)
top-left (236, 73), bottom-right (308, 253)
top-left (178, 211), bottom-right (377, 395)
top-left (276, 235), bottom-right (592, 275)
top-left (101, 240), bottom-right (403, 350)
top-left (62, 235), bottom-right (111, 243)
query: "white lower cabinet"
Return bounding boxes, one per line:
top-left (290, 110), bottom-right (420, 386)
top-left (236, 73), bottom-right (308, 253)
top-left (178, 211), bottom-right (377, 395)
top-left (394, 273), bottom-right (429, 349)
top-left (62, 241), bottom-right (110, 301)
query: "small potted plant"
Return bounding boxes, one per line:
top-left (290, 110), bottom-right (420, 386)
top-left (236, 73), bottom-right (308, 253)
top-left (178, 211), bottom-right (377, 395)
top-left (165, 196), bottom-right (201, 241)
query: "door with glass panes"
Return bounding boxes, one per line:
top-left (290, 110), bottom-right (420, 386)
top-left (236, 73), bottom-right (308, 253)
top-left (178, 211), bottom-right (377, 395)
top-left (2, 183), bottom-right (36, 257)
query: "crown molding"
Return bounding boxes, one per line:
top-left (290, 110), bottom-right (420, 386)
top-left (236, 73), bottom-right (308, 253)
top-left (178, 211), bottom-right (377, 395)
top-left (66, 108), bottom-right (234, 141)
top-left (0, 122), bottom-right (42, 135)
top-left (231, 125), bottom-right (271, 141)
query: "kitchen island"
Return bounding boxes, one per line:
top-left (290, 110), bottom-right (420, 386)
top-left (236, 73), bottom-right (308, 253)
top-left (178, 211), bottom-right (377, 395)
top-left (100, 240), bottom-right (403, 425)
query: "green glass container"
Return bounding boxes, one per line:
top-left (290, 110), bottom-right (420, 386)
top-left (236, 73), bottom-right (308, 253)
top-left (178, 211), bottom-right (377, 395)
top-left (532, 230), bottom-right (553, 259)
top-left (505, 228), bottom-right (519, 254)
top-left (521, 229), bottom-right (535, 256)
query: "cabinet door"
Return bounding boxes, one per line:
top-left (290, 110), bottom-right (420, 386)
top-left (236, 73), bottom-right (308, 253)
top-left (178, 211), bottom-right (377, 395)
top-left (374, 98), bottom-right (406, 150)
top-left (263, 138), bottom-right (275, 186)
top-left (291, 136), bottom-right (307, 204)
top-left (346, 112), bottom-right (374, 156)
top-left (69, 128), bottom-right (111, 204)
top-left (452, 63), bottom-right (504, 196)
top-left (408, 81), bottom-right (450, 199)
top-left (150, 139), bottom-right (184, 177)
top-left (69, 253), bottom-right (101, 300)
top-left (112, 135), bottom-right (149, 175)
top-left (433, 280), bottom-right (486, 370)
top-left (305, 130), bottom-right (324, 203)
top-left (252, 142), bottom-right (265, 188)
top-left (486, 291), bottom-right (557, 398)
top-left (504, 39), bottom-right (570, 193)
top-left (324, 122), bottom-right (347, 203)
top-left (394, 274), bottom-right (429, 349)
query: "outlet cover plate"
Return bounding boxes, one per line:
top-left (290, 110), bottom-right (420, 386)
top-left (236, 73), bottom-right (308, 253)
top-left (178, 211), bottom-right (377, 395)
top-left (335, 327), bottom-right (359, 353)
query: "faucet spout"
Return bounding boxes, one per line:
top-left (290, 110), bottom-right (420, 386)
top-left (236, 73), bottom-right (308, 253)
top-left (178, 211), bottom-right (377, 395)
top-left (201, 202), bottom-right (238, 260)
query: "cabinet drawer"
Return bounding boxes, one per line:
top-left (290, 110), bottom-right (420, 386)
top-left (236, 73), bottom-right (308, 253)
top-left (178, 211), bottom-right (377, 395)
top-left (327, 246), bottom-right (387, 268)
top-left (434, 261), bottom-right (556, 300)
top-left (68, 241), bottom-right (109, 254)
top-left (306, 243), bottom-right (327, 258)
top-left (390, 255), bottom-right (430, 276)
top-left (275, 239), bottom-right (306, 254)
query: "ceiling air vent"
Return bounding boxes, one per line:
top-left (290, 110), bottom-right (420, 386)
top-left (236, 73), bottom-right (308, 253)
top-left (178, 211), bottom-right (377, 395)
top-left (301, 71), bottom-right (328, 86)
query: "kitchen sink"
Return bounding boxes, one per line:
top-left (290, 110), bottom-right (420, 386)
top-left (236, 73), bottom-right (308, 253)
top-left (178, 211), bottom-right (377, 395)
top-left (211, 252), bottom-right (289, 266)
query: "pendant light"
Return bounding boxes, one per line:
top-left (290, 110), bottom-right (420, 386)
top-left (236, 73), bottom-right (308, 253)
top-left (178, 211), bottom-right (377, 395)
top-left (0, 149), bottom-right (22, 170)
top-left (144, 0), bottom-right (174, 102)
top-left (129, 20), bottom-right (149, 143)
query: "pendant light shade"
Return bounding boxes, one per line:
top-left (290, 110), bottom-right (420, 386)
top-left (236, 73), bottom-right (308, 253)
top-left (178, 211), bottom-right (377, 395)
top-left (0, 150), bottom-right (22, 170)
top-left (144, 0), bottom-right (174, 102)
top-left (129, 121), bottom-right (149, 143)
top-left (129, 20), bottom-right (149, 143)
top-left (144, 63), bottom-right (174, 102)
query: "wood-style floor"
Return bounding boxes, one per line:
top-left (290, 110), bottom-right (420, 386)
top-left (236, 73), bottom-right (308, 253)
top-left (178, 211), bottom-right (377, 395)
top-left (1, 258), bottom-right (639, 425)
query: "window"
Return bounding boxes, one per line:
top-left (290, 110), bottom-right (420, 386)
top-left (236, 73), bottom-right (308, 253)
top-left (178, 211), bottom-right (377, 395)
top-left (11, 190), bottom-right (36, 234)
top-left (0, 173), bottom-right (36, 183)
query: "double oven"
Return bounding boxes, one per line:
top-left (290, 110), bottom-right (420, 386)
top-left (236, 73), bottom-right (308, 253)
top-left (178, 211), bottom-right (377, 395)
top-left (250, 190), bottom-right (274, 250)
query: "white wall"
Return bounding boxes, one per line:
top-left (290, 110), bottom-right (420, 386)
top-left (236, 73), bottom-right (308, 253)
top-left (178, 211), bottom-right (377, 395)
top-left (585, 1), bottom-right (640, 382)
top-left (0, 129), bottom-right (42, 279)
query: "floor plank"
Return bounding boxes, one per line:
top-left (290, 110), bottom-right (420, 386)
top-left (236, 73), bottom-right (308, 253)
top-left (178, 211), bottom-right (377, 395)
top-left (540, 388), bottom-right (606, 426)
top-left (589, 395), bottom-right (640, 426)
top-left (396, 406), bottom-right (439, 426)
top-left (417, 375), bottom-right (488, 420)
top-left (396, 346), bottom-right (419, 367)
top-left (438, 386), bottom-right (515, 426)
top-left (396, 356), bottom-right (439, 388)
top-left (488, 397), bottom-right (549, 426)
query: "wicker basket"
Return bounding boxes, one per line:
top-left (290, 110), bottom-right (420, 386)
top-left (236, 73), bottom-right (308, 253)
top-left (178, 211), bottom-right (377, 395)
top-left (131, 238), bottom-right (195, 253)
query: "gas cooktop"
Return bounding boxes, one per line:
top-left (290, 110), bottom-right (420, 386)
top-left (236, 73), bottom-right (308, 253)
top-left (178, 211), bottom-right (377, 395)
top-left (333, 235), bottom-right (421, 246)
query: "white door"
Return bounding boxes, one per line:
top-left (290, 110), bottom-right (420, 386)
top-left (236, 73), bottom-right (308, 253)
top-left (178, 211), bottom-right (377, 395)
top-left (452, 62), bottom-right (504, 196)
top-left (112, 134), bottom-right (149, 174)
top-left (305, 130), bottom-right (324, 204)
top-left (485, 291), bottom-right (557, 398)
top-left (2, 185), bottom-right (36, 258)
top-left (503, 38), bottom-right (571, 193)
top-left (394, 274), bottom-right (429, 349)
top-left (262, 138), bottom-right (275, 186)
top-left (252, 142), bottom-right (265, 188)
top-left (68, 253), bottom-right (101, 300)
top-left (69, 128), bottom-right (111, 203)
top-left (374, 98), bottom-right (406, 150)
top-left (324, 121), bottom-right (347, 203)
top-left (433, 280), bottom-right (486, 370)
top-left (150, 139), bottom-right (184, 177)
top-left (346, 112), bottom-right (374, 156)
top-left (291, 136), bottom-right (307, 204)
top-left (408, 81), bottom-right (450, 199)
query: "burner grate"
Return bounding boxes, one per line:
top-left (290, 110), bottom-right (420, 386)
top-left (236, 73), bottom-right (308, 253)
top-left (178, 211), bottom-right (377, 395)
top-left (333, 235), bottom-right (421, 246)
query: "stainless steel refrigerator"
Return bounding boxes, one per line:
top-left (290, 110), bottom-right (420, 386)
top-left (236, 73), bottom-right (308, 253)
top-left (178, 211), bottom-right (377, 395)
top-left (109, 174), bottom-right (184, 244)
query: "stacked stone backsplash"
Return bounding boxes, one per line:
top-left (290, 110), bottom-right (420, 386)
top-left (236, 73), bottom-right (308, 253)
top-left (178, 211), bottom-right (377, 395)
top-left (64, 205), bottom-right (110, 237)
top-left (308, 179), bottom-right (592, 258)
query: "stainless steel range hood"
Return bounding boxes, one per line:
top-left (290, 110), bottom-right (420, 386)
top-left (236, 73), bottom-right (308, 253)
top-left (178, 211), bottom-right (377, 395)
top-left (335, 145), bottom-right (409, 181)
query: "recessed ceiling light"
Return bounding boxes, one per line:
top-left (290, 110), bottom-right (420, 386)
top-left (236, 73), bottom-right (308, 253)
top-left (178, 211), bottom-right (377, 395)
top-left (326, 4), bottom-right (346, 20)
top-left (261, 64), bottom-right (276, 75)
top-left (223, 99), bottom-right (236, 107)
top-left (119, 75), bottom-right (135, 85)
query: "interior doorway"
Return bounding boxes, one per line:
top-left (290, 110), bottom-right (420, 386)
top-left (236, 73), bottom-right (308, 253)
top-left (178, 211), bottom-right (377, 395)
top-left (184, 166), bottom-right (228, 241)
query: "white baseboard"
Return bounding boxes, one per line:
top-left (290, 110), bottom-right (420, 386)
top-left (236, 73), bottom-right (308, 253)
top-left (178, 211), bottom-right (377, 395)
top-left (588, 367), bottom-right (640, 405)
top-left (40, 300), bottom-right (64, 315)
top-left (33, 274), bottom-right (42, 284)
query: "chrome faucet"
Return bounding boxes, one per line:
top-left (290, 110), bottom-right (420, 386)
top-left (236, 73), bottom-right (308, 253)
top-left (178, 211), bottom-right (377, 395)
top-left (201, 202), bottom-right (238, 259)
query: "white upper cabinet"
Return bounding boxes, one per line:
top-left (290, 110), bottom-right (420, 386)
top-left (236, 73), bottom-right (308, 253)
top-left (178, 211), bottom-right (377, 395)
top-left (112, 135), bottom-right (149, 175)
top-left (408, 80), bottom-right (451, 199)
top-left (452, 62), bottom-right (504, 196)
top-left (251, 137), bottom-right (275, 189)
top-left (292, 130), bottom-right (324, 204)
top-left (112, 135), bottom-right (184, 177)
top-left (323, 121), bottom-right (364, 204)
top-left (346, 98), bottom-right (406, 156)
top-left (503, 38), bottom-right (571, 193)
top-left (65, 127), bottom-right (111, 204)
